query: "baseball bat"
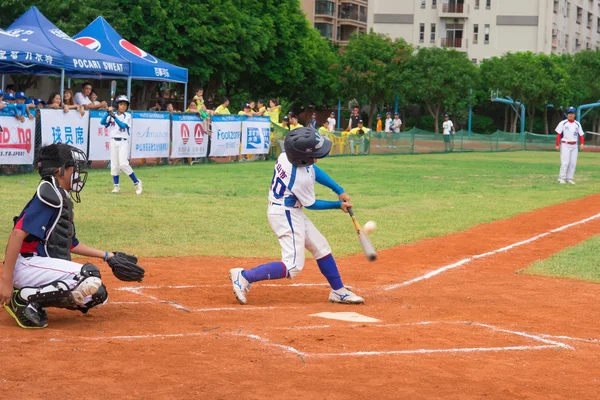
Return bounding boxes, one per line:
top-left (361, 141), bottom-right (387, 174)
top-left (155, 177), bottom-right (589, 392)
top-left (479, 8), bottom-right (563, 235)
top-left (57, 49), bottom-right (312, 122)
top-left (347, 207), bottom-right (377, 262)
top-left (109, 80), bottom-right (117, 106)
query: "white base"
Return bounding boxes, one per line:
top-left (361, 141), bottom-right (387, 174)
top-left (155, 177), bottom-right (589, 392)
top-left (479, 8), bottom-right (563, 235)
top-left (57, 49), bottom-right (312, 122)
top-left (310, 312), bottom-right (380, 323)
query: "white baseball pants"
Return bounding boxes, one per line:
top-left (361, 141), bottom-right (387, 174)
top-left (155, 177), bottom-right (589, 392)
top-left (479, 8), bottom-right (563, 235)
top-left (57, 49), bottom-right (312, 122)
top-left (110, 139), bottom-right (133, 176)
top-left (267, 205), bottom-right (331, 278)
top-left (559, 142), bottom-right (578, 181)
top-left (13, 254), bottom-right (84, 290)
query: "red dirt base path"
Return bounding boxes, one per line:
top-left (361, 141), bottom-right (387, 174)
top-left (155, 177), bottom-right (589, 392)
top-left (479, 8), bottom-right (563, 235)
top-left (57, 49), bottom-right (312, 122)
top-left (3, 194), bottom-right (600, 399)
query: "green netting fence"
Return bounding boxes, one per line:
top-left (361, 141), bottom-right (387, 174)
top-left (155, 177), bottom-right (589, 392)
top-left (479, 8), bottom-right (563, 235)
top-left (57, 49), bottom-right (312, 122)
top-left (271, 125), bottom-right (558, 158)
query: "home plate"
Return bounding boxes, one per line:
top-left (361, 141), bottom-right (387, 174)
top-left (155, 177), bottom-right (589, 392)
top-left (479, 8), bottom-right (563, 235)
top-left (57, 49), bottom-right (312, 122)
top-left (310, 312), bottom-right (380, 323)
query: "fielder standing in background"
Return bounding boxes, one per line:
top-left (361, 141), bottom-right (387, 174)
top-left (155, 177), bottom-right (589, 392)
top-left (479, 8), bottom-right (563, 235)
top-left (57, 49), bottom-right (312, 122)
top-left (101, 95), bottom-right (142, 195)
top-left (229, 127), bottom-right (364, 305)
top-left (555, 106), bottom-right (584, 184)
top-left (442, 114), bottom-right (455, 152)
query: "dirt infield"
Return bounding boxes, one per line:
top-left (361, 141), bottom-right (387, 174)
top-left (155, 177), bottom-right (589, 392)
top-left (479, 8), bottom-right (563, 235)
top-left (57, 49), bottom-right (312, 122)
top-left (3, 195), bottom-right (600, 399)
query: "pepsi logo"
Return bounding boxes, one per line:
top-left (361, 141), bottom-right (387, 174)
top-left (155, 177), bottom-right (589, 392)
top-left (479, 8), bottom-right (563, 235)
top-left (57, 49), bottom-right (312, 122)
top-left (181, 124), bottom-right (190, 145)
top-left (119, 39), bottom-right (158, 63)
top-left (75, 37), bottom-right (101, 51)
top-left (194, 124), bottom-right (204, 145)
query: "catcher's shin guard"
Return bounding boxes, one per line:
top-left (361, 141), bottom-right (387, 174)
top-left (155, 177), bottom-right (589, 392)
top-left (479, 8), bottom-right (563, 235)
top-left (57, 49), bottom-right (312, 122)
top-left (79, 284), bottom-right (108, 314)
top-left (3, 289), bottom-right (48, 329)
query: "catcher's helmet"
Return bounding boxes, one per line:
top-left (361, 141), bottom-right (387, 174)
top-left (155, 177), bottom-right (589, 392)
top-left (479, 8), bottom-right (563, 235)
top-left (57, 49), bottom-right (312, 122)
top-left (566, 106), bottom-right (576, 114)
top-left (284, 127), bottom-right (332, 167)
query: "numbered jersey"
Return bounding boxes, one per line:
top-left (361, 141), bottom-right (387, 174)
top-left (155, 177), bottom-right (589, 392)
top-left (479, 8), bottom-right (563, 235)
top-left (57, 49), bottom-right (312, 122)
top-left (268, 153), bottom-right (316, 208)
top-left (107, 112), bottom-right (131, 139)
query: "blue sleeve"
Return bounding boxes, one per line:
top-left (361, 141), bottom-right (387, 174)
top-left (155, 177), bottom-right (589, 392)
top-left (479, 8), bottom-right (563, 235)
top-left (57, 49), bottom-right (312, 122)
top-left (71, 223), bottom-right (79, 248)
top-left (14, 197), bottom-right (57, 239)
top-left (313, 165), bottom-right (344, 195)
top-left (305, 200), bottom-right (342, 210)
top-left (16, 104), bottom-right (27, 116)
top-left (2, 104), bottom-right (18, 116)
top-left (114, 116), bottom-right (128, 129)
top-left (100, 113), bottom-right (110, 127)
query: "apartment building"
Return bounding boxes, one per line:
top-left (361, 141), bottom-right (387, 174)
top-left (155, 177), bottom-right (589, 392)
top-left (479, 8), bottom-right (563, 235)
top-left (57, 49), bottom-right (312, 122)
top-left (300, 0), bottom-right (368, 45)
top-left (367, 0), bottom-right (600, 64)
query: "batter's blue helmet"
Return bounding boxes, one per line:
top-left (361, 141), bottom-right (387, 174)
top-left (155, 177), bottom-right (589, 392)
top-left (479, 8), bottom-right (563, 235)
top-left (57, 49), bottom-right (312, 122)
top-left (567, 106), bottom-right (576, 114)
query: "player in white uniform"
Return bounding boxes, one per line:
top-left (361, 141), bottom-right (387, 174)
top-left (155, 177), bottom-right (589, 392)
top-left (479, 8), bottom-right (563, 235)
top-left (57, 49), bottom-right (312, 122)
top-left (442, 114), bottom-right (455, 152)
top-left (101, 95), bottom-right (142, 194)
top-left (555, 106), bottom-right (585, 184)
top-left (229, 127), bottom-right (364, 304)
top-left (0, 144), bottom-right (114, 328)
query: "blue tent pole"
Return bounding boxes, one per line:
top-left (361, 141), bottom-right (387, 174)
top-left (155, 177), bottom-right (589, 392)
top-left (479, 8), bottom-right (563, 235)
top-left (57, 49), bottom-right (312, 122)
top-left (337, 100), bottom-right (341, 130)
top-left (67, 78), bottom-right (71, 89)
top-left (184, 82), bottom-right (188, 111)
top-left (60, 70), bottom-right (65, 102)
top-left (468, 88), bottom-right (473, 138)
top-left (126, 77), bottom-right (132, 104)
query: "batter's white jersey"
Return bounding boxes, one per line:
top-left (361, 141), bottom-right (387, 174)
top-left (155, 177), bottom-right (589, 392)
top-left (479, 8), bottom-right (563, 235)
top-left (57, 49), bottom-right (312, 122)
top-left (267, 153), bottom-right (330, 277)
top-left (106, 112), bottom-right (132, 139)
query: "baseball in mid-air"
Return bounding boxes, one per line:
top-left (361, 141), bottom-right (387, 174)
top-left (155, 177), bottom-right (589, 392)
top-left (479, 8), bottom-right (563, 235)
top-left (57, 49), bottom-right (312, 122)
top-left (363, 220), bottom-right (377, 234)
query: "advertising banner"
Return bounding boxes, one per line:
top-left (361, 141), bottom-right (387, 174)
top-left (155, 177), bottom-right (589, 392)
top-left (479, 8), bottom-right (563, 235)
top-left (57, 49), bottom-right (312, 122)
top-left (241, 116), bottom-right (271, 155)
top-left (40, 109), bottom-right (89, 154)
top-left (0, 115), bottom-right (35, 165)
top-left (171, 114), bottom-right (208, 159)
top-left (130, 111), bottom-right (170, 158)
top-left (209, 115), bottom-right (242, 157)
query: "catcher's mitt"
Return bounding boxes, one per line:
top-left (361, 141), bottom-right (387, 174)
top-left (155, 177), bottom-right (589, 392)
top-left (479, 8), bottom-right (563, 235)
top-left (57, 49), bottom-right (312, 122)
top-left (107, 251), bottom-right (145, 282)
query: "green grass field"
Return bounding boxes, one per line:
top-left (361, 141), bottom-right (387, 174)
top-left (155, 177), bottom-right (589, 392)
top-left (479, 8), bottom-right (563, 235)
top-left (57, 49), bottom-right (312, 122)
top-left (1, 151), bottom-right (600, 260)
top-left (521, 235), bottom-right (600, 283)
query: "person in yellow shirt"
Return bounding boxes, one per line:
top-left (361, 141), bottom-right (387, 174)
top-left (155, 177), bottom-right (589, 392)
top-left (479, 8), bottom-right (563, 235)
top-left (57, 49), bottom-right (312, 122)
top-left (255, 99), bottom-right (267, 116)
top-left (214, 98), bottom-right (230, 115)
top-left (268, 98), bottom-right (281, 124)
top-left (376, 114), bottom-right (383, 132)
top-left (348, 120), bottom-right (370, 155)
top-left (238, 103), bottom-right (253, 116)
top-left (318, 120), bottom-right (331, 139)
top-left (289, 114), bottom-right (303, 130)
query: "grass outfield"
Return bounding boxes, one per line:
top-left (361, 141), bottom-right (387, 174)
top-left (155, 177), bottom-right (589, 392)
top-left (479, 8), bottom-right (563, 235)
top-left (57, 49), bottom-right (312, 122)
top-left (521, 235), bottom-right (600, 283)
top-left (1, 151), bottom-right (600, 259)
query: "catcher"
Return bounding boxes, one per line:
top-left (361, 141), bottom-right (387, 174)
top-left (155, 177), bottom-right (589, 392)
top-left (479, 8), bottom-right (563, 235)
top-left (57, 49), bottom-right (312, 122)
top-left (0, 143), bottom-right (144, 329)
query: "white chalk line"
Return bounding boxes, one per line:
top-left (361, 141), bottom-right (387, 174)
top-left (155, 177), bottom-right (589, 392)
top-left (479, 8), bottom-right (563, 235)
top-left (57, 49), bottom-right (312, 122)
top-left (539, 334), bottom-right (600, 344)
top-left (384, 212), bottom-right (600, 291)
top-left (312, 345), bottom-right (558, 357)
top-left (190, 306), bottom-right (299, 313)
top-left (114, 283), bottom-right (327, 291)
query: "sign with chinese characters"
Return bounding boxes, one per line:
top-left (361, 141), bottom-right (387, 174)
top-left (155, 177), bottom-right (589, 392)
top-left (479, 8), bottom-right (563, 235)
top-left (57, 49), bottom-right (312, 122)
top-left (209, 115), bottom-right (242, 157)
top-left (88, 110), bottom-right (111, 161)
top-left (40, 109), bottom-right (89, 155)
top-left (130, 112), bottom-right (170, 158)
top-left (171, 113), bottom-right (208, 159)
top-left (0, 115), bottom-right (35, 165)
top-left (241, 116), bottom-right (271, 155)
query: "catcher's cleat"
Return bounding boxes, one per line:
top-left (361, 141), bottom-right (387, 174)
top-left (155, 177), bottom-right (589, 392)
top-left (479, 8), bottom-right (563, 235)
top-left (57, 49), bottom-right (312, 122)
top-left (3, 290), bottom-right (48, 329)
top-left (135, 180), bottom-right (143, 195)
top-left (229, 268), bottom-right (251, 305)
top-left (70, 277), bottom-right (102, 306)
top-left (329, 287), bottom-right (364, 304)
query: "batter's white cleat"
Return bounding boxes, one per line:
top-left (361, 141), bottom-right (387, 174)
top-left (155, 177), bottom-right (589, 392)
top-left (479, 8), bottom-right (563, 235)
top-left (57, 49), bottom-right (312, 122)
top-left (135, 180), bottom-right (143, 195)
top-left (112, 185), bottom-right (120, 193)
top-left (568, 180), bottom-right (576, 185)
top-left (329, 287), bottom-right (364, 304)
top-left (229, 268), bottom-right (251, 305)
top-left (70, 277), bottom-right (102, 306)
top-left (558, 179), bottom-right (566, 184)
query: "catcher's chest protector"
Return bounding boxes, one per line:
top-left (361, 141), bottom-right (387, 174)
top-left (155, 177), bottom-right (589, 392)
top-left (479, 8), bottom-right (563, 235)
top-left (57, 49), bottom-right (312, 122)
top-left (45, 190), bottom-right (75, 261)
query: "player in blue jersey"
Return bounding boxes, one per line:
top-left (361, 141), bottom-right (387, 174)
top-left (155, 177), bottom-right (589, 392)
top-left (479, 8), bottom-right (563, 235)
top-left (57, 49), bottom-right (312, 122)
top-left (229, 127), bottom-right (364, 304)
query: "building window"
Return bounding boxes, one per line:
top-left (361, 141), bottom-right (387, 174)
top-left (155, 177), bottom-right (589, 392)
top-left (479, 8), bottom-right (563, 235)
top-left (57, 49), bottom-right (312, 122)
top-left (315, 23), bottom-right (333, 39)
top-left (472, 58), bottom-right (478, 64)
top-left (566, 2), bottom-right (570, 18)
top-left (315, 1), bottom-right (335, 17)
top-left (431, 23), bottom-right (436, 42)
top-left (432, 0), bottom-right (437, 9)
top-left (486, 0), bottom-right (491, 9)
top-left (421, 0), bottom-right (426, 9)
top-left (565, 34), bottom-right (569, 51)
top-left (553, 0), bottom-right (559, 13)
top-left (597, 17), bottom-right (600, 33)
top-left (473, 24), bottom-right (479, 43)
top-left (484, 24), bottom-right (490, 44)
top-left (588, 12), bottom-right (593, 29)
top-left (475, 0), bottom-right (480, 9)
top-left (576, 6), bottom-right (582, 24)
top-left (420, 23), bottom-right (425, 43)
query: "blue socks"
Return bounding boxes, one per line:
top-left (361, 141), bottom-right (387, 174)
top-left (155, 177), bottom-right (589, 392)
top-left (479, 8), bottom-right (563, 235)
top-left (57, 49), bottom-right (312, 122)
top-left (242, 262), bottom-right (287, 283)
top-left (317, 254), bottom-right (343, 290)
top-left (113, 175), bottom-right (119, 185)
top-left (129, 172), bottom-right (139, 184)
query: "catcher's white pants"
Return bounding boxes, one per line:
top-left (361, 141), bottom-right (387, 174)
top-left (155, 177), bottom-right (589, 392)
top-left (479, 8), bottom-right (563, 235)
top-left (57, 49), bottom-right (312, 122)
top-left (13, 254), bottom-right (83, 290)
top-left (559, 142), bottom-right (578, 181)
top-left (267, 204), bottom-right (331, 278)
top-left (110, 138), bottom-right (133, 176)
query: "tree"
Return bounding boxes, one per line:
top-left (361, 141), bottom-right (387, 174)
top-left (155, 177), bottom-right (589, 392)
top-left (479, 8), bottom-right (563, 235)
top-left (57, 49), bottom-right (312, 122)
top-left (333, 30), bottom-right (412, 127)
top-left (405, 47), bottom-right (476, 133)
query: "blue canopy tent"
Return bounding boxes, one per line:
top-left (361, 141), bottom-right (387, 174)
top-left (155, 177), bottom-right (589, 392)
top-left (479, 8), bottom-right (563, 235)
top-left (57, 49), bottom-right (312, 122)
top-left (6, 6), bottom-right (130, 99)
top-left (74, 16), bottom-right (188, 108)
top-left (0, 29), bottom-right (65, 88)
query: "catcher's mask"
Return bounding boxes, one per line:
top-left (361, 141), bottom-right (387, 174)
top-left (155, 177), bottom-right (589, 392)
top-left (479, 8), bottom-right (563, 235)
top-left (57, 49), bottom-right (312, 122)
top-left (36, 144), bottom-right (88, 203)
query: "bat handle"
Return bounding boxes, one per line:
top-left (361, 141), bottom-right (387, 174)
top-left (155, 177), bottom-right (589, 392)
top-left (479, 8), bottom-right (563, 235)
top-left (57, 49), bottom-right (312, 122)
top-left (347, 207), bottom-right (355, 217)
